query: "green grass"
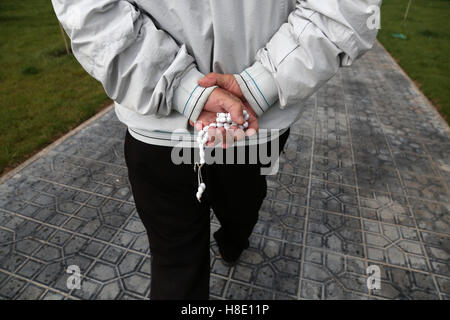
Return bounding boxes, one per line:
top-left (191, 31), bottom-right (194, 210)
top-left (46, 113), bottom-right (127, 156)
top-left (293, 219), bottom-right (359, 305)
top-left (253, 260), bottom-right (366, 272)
top-left (378, 0), bottom-right (450, 123)
top-left (0, 1), bottom-right (110, 175)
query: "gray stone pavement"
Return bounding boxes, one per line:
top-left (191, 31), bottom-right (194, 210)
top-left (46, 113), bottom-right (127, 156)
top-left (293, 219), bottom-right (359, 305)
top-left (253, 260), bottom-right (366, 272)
top-left (0, 42), bottom-right (449, 300)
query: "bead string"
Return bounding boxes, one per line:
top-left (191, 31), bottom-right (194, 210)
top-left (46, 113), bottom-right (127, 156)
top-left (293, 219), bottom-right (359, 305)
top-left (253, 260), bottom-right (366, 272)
top-left (195, 110), bottom-right (250, 202)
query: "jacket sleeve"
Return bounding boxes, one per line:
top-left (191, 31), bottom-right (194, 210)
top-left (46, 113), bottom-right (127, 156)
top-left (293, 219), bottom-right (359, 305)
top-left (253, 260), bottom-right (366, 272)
top-left (234, 0), bottom-right (382, 116)
top-left (51, 0), bottom-right (215, 122)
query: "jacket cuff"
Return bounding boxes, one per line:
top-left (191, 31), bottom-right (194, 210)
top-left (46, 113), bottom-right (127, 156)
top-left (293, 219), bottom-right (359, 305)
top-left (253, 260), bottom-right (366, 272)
top-left (234, 61), bottom-right (278, 117)
top-left (173, 67), bottom-right (217, 122)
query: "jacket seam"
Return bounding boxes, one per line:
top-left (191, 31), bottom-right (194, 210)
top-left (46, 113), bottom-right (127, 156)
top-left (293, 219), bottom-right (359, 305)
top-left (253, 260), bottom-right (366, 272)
top-left (277, 11), bottom-right (317, 68)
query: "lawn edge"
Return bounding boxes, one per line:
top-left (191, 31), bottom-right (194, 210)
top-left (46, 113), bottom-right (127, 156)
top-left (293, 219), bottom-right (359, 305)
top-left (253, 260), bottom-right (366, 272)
top-left (376, 40), bottom-right (450, 133)
top-left (0, 103), bottom-right (114, 185)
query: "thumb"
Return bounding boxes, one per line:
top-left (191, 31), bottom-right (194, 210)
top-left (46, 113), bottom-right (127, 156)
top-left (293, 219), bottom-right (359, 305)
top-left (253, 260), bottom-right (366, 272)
top-left (199, 73), bottom-right (235, 91)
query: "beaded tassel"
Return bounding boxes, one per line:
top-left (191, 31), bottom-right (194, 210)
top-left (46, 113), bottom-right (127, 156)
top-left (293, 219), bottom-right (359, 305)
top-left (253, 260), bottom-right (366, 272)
top-left (194, 110), bottom-right (249, 202)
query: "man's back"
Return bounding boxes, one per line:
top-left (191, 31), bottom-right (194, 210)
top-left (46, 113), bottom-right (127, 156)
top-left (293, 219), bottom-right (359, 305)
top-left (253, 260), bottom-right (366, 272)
top-left (137, 0), bottom-right (296, 74)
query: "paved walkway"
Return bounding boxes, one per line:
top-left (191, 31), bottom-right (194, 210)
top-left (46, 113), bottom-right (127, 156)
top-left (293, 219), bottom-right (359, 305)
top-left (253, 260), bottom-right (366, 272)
top-left (0, 43), bottom-right (449, 300)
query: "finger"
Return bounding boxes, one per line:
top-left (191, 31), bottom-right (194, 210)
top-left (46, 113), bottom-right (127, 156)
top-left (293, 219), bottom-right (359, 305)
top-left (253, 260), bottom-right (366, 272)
top-left (217, 127), bottom-right (227, 143)
top-left (223, 131), bottom-right (235, 149)
top-left (207, 126), bottom-right (216, 137)
top-left (227, 125), bottom-right (242, 142)
top-left (199, 73), bottom-right (237, 93)
top-left (195, 121), bottom-right (203, 131)
top-left (233, 128), bottom-right (246, 141)
top-left (207, 129), bottom-right (221, 147)
top-left (198, 73), bottom-right (217, 88)
top-left (210, 73), bottom-right (231, 89)
top-left (246, 128), bottom-right (257, 137)
top-left (207, 126), bottom-right (216, 145)
top-left (216, 74), bottom-right (244, 99)
top-left (224, 101), bottom-right (245, 125)
top-left (247, 115), bottom-right (258, 132)
top-left (228, 125), bottom-right (238, 140)
top-left (211, 126), bottom-right (227, 148)
top-left (246, 116), bottom-right (258, 136)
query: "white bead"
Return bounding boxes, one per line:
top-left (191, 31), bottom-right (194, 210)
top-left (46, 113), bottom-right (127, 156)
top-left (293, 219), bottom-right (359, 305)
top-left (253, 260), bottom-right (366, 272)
top-left (217, 123), bottom-right (224, 127)
top-left (198, 131), bottom-right (204, 137)
top-left (243, 110), bottom-right (248, 116)
top-left (244, 114), bottom-right (250, 121)
top-left (200, 183), bottom-right (206, 190)
top-left (210, 123), bottom-right (217, 127)
top-left (196, 192), bottom-right (202, 200)
top-left (203, 125), bottom-right (209, 132)
top-left (243, 122), bottom-right (248, 128)
top-left (224, 123), bottom-right (230, 130)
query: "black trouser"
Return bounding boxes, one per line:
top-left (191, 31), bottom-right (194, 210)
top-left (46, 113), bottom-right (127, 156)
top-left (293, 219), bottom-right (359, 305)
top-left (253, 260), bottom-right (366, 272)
top-left (124, 129), bottom-right (290, 300)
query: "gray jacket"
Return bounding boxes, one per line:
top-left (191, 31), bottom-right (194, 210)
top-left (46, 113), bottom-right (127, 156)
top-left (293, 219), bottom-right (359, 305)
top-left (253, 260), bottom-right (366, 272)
top-left (52, 0), bottom-right (381, 146)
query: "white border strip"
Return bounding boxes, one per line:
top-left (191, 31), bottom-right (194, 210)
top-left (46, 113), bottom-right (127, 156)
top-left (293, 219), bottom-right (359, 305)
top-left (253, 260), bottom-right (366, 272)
top-left (0, 103), bottom-right (114, 184)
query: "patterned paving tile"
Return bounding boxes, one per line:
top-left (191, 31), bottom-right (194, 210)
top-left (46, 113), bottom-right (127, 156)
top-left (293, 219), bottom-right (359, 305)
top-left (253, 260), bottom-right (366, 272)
top-left (409, 199), bottom-right (450, 235)
top-left (20, 152), bottom-right (132, 201)
top-left (364, 223), bottom-right (428, 272)
top-left (420, 231), bottom-right (450, 277)
top-left (355, 163), bottom-right (403, 194)
top-left (253, 199), bottom-right (306, 243)
top-left (371, 265), bottom-right (440, 300)
top-left (211, 234), bottom-right (302, 297)
top-left (400, 172), bottom-right (450, 204)
top-left (393, 151), bottom-right (440, 177)
top-left (278, 134), bottom-right (312, 177)
top-left (312, 156), bottom-right (356, 186)
top-left (305, 210), bottom-right (364, 258)
top-left (308, 180), bottom-right (359, 217)
top-left (300, 247), bottom-right (368, 299)
top-left (386, 134), bottom-right (428, 157)
top-left (435, 276), bottom-right (450, 296)
top-left (358, 189), bottom-right (415, 228)
top-left (315, 110), bottom-right (350, 146)
top-left (52, 132), bottom-right (126, 167)
top-left (314, 138), bottom-right (353, 161)
top-left (288, 97), bottom-right (315, 137)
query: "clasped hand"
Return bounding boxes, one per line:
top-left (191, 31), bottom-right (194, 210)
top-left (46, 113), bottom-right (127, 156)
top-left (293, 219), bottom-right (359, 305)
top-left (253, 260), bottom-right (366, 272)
top-left (189, 73), bottom-right (258, 148)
